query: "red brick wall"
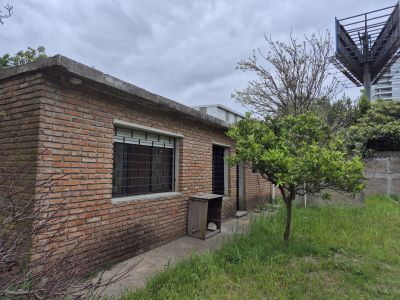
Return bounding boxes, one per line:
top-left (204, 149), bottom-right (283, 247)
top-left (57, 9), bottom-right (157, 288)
top-left (1, 70), bottom-right (272, 270)
top-left (243, 165), bottom-right (272, 210)
top-left (0, 73), bottom-right (45, 221)
top-left (0, 73), bottom-right (46, 268)
top-left (0, 73), bottom-right (43, 172)
top-left (33, 72), bottom-right (241, 268)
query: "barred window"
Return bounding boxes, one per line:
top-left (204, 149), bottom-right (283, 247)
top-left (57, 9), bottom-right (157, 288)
top-left (112, 127), bottom-right (175, 197)
top-left (212, 145), bottom-right (226, 195)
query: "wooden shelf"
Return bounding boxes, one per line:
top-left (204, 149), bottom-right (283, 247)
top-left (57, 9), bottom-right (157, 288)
top-left (191, 229), bottom-right (221, 239)
top-left (187, 194), bottom-right (223, 240)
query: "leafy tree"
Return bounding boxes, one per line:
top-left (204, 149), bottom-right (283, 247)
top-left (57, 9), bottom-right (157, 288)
top-left (357, 89), bottom-right (371, 117)
top-left (314, 95), bottom-right (358, 132)
top-left (0, 3), bottom-right (12, 25)
top-left (0, 46), bottom-right (47, 69)
top-left (346, 100), bottom-right (400, 156)
top-left (227, 113), bottom-right (365, 241)
top-left (0, 46), bottom-right (47, 118)
top-left (232, 31), bottom-right (342, 117)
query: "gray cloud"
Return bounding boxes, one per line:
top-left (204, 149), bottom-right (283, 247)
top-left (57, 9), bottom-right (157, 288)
top-left (1, 0), bottom-right (396, 112)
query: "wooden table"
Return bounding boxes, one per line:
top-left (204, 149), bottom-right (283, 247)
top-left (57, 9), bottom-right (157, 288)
top-left (187, 194), bottom-right (223, 240)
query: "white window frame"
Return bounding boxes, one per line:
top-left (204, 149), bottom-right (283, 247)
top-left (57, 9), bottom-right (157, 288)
top-left (112, 119), bottom-right (182, 203)
top-left (212, 142), bottom-right (230, 197)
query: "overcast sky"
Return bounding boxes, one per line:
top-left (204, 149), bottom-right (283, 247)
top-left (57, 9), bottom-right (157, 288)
top-left (1, 0), bottom-right (397, 113)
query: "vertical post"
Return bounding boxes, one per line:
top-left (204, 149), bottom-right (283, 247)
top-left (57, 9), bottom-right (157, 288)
top-left (364, 64), bottom-right (372, 100)
top-left (335, 17), bottom-right (339, 53)
top-left (363, 12), bottom-right (372, 100)
top-left (272, 184), bottom-right (276, 201)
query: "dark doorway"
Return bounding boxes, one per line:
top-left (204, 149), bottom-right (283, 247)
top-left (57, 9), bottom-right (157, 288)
top-left (212, 145), bottom-right (225, 195)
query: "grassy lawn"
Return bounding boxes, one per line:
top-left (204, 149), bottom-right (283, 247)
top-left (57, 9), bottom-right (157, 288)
top-left (121, 197), bottom-right (400, 299)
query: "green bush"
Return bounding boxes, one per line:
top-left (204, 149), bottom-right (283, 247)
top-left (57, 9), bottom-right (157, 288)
top-left (346, 100), bottom-right (400, 156)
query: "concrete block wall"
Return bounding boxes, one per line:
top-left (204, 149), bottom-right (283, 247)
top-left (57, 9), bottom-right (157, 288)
top-left (364, 151), bottom-right (400, 196)
top-left (296, 151), bottom-right (400, 207)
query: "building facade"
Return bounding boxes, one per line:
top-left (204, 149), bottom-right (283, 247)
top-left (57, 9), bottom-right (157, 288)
top-left (372, 58), bottom-right (400, 100)
top-left (0, 56), bottom-right (271, 269)
top-left (192, 104), bottom-right (244, 125)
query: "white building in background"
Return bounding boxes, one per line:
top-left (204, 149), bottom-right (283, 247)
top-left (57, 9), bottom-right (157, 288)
top-left (372, 59), bottom-right (400, 100)
top-left (192, 104), bottom-right (244, 124)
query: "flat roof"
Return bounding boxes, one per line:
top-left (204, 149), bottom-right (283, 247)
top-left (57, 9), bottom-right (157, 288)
top-left (0, 55), bottom-right (230, 130)
top-left (192, 104), bottom-right (245, 118)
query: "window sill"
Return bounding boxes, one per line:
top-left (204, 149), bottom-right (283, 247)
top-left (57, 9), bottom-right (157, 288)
top-left (111, 192), bottom-right (182, 204)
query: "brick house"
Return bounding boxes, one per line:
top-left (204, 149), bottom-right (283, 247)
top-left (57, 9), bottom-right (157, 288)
top-left (0, 55), bottom-right (271, 269)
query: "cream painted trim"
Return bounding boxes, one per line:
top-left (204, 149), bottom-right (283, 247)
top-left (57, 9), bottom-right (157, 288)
top-left (113, 119), bottom-right (184, 138)
top-left (112, 192), bottom-right (182, 204)
top-left (212, 142), bottom-right (231, 148)
top-left (211, 143), bottom-right (231, 197)
top-left (223, 148), bottom-right (229, 196)
top-left (174, 138), bottom-right (180, 192)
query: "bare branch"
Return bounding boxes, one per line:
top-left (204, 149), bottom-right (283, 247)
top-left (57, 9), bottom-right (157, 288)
top-left (233, 31), bottom-right (343, 117)
top-left (0, 155), bottom-right (137, 299)
top-left (0, 3), bottom-right (12, 25)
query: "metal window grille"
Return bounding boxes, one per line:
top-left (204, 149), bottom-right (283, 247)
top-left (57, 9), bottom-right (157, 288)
top-left (212, 145), bottom-right (225, 195)
top-left (112, 127), bottom-right (175, 197)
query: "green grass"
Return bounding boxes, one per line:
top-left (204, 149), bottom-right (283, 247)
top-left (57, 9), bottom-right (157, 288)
top-left (121, 196), bottom-right (400, 300)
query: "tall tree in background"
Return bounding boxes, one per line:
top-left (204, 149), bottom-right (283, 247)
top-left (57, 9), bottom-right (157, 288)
top-left (0, 46), bottom-right (47, 118)
top-left (357, 89), bottom-right (371, 117)
top-left (0, 3), bottom-right (12, 25)
top-left (233, 31), bottom-right (342, 117)
top-left (0, 46), bottom-right (47, 69)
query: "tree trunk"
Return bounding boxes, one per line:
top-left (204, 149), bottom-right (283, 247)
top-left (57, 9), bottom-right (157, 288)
top-left (283, 197), bottom-right (293, 241)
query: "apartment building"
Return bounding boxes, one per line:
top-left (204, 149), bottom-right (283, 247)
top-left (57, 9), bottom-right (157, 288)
top-left (372, 59), bottom-right (400, 100)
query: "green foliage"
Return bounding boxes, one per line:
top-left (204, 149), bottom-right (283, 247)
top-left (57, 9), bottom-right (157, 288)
top-left (227, 113), bottom-right (365, 197)
top-left (0, 46), bottom-right (47, 69)
top-left (123, 197), bottom-right (400, 299)
top-left (346, 100), bottom-right (400, 155)
top-left (357, 89), bottom-right (371, 117)
top-left (227, 113), bottom-right (364, 240)
top-left (314, 95), bottom-right (358, 132)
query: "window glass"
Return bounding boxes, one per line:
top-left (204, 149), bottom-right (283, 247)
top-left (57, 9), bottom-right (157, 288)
top-left (112, 127), bottom-right (175, 197)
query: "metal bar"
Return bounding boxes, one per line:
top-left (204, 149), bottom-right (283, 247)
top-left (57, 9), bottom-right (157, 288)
top-left (342, 14), bottom-right (391, 27)
top-left (339, 36), bottom-right (396, 51)
top-left (335, 17), bottom-right (339, 53)
top-left (348, 27), bottom-right (385, 37)
top-left (345, 21), bottom-right (387, 32)
top-left (338, 5), bottom-right (396, 21)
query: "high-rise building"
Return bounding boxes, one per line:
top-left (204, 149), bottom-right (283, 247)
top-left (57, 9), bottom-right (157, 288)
top-left (372, 59), bottom-right (400, 100)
